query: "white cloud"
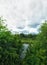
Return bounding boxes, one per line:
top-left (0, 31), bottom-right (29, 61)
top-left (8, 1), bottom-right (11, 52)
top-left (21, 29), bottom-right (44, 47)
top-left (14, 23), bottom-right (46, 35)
top-left (0, 0), bottom-right (47, 34)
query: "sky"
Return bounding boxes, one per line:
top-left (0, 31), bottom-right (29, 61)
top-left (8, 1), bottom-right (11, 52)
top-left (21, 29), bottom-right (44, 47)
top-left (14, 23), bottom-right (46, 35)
top-left (0, 0), bottom-right (47, 34)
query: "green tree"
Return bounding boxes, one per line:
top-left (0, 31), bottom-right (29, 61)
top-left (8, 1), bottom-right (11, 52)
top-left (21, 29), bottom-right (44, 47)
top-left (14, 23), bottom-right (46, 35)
top-left (0, 17), bottom-right (22, 65)
top-left (21, 21), bottom-right (47, 65)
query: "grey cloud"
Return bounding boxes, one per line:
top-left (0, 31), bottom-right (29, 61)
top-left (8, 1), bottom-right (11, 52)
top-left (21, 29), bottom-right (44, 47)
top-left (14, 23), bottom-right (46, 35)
top-left (28, 23), bottom-right (40, 28)
top-left (17, 26), bottom-right (24, 29)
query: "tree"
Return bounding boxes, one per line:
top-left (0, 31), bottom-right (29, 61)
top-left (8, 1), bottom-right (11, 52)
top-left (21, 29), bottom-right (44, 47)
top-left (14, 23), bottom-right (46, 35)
top-left (21, 21), bottom-right (47, 65)
top-left (0, 17), bottom-right (22, 65)
top-left (36, 21), bottom-right (47, 65)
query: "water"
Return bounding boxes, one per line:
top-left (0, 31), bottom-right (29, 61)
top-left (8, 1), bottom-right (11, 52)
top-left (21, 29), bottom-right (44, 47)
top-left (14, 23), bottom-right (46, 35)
top-left (20, 43), bottom-right (29, 59)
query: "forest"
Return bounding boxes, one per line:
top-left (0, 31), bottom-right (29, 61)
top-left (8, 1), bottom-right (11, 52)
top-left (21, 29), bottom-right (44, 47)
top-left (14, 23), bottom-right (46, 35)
top-left (0, 17), bottom-right (47, 65)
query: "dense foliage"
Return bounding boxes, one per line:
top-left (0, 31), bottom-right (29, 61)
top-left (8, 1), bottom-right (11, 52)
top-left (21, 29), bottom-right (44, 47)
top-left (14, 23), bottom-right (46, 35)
top-left (0, 17), bottom-right (47, 65)
top-left (21, 22), bottom-right (47, 65)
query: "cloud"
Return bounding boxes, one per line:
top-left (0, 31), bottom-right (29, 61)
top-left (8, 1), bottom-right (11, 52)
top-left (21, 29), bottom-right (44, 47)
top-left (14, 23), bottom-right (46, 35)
top-left (0, 0), bottom-right (47, 34)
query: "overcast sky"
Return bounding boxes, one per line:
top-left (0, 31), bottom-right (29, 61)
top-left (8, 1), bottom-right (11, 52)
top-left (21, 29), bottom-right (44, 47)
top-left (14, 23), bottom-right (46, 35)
top-left (0, 0), bottom-right (47, 34)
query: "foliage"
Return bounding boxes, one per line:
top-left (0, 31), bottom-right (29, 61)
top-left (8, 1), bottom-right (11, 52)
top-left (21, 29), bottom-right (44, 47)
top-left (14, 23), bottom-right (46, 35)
top-left (0, 17), bottom-right (47, 65)
top-left (21, 22), bottom-right (47, 65)
top-left (0, 17), bottom-right (22, 65)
